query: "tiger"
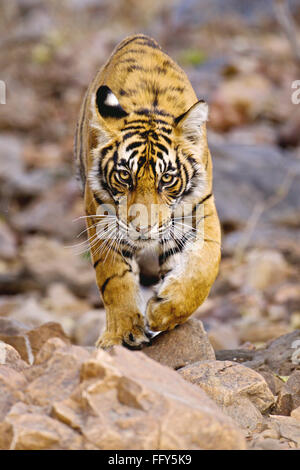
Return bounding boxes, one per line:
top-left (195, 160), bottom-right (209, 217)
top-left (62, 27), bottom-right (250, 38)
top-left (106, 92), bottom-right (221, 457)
top-left (75, 34), bottom-right (221, 349)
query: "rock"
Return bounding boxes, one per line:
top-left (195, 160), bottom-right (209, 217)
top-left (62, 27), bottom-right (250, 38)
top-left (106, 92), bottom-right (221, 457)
top-left (216, 330), bottom-right (300, 376)
top-left (172, 0), bottom-right (300, 29)
top-left (210, 141), bottom-right (300, 253)
top-left (247, 413), bottom-right (300, 449)
top-left (25, 338), bottom-right (90, 407)
top-left (0, 342), bottom-right (28, 372)
top-left (248, 435), bottom-right (292, 450)
top-left (225, 123), bottom-right (277, 146)
top-left (291, 313), bottom-right (300, 330)
top-left (8, 297), bottom-right (54, 328)
top-left (178, 360), bottom-right (274, 431)
top-left (0, 221), bottom-right (17, 261)
top-left (0, 366), bottom-right (27, 421)
top-left (0, 135), bottom-right (23, 183)
top-left (56, 346), bottom-right (245, 449)
top-left (0, 318), bottom-right (69, 363)
top-left (0, 422), bottom-right (13, 450)
top-left (207, 323), bottom-right (239, 351)
top-left (275, 371), bottom-right (300, 416)
top-left (245, 250), bottom-right (291, 291)
top-left (12, 180), bottom-right (82, 240)
top-left (0, 338), bottom-right (245, 450)
top-left (245, 330), bottom-right (300, 376)
top-left (210, 74), bottom-right (272, 131)
top-left (236, 320), bottom-right (292, 344)
top-left (275, 283), bottom-right (300, 305)
top-left (22, 236), bottom-right (95, 297)
top-left (4, 402), bottom-right (83, 450)
top-left (291, 407), bottom-right (300, 421)
top-left (269, 416), bottom-right (300, 447)
top-left (144, 319), bottom-right (215, 369)
top-left (0, 296), bottom-right (25, 317)
top-left (72, 309), bottom-right (105, 346)
top-left (278, 107), bottom-right (300, 147)
top-left (0, 134), bottom-right (52, 199)
top-left (44, 283), bottom-right (90, 315)
top-left (253, 366), bottom-right (285, 396)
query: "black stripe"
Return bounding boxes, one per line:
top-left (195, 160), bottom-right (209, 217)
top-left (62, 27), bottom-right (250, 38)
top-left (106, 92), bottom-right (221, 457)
top-left (134, 38), bottom-right (160, 50)
top-left (126, 141), bottom-right (144, 152)
top-left (116, 35), bottom-right (147, 52)
top-left (122, 125), bottom-right (146, 131)
top-left (93, 194), bottom-right (104, 206)
top-left (156, 142), bottom-right (169, 154)
top-left (159, 246), bottom-right (181, 264)
top-left (123, 131), bottom-right (138, 141)
top-left (193, 193), bottom-right (212, 212)
top-left (161, 126), bottom-right (172, 134)
top-left (127, 65), bottom-right (145, 73)
top-left (101, 268), bottom-right (132, 295)
top-left (101, 145), bottom-right (113, 158)
top-left (121, 249), bottom-right (133, 259)
top-left (160, 134), bottom-right (172, 145)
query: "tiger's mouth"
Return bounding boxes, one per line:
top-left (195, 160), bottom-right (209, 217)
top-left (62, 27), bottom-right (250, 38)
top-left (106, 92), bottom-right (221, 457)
top-left (117, 219), bottom-right (171, 244)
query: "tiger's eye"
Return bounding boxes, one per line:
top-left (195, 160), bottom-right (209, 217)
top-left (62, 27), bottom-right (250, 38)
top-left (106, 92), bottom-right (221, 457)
top-left (119, 170), bottom-right (131, 181)
top-left (161, 173), bottom-right (174, 184)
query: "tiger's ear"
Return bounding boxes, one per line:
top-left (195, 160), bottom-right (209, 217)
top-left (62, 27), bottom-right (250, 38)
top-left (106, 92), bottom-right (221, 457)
top-left (95, 85), bottom-right (128, 120)
top-left (175, 100), bottom-right (208, 143)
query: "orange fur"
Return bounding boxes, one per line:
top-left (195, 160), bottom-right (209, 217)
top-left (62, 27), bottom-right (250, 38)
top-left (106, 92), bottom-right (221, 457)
top-left (75, 35), bottom-right (221, 349)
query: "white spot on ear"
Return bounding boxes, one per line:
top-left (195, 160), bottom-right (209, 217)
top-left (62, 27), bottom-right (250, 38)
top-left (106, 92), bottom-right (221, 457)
top-left (105, 92), bottom-right (120, 107)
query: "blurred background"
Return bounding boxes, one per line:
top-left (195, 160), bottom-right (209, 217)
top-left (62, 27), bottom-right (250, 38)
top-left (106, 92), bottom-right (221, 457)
top-left (0, 0), bottom-right (300, 349)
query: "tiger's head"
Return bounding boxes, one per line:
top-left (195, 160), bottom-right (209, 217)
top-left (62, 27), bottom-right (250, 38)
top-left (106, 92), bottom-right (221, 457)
top-left (88, 85), bottom-right (210, 247)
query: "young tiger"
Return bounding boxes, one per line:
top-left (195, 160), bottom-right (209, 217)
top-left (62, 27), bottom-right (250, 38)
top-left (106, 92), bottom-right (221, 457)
top-left (75, 34), bottom-right (221, 349)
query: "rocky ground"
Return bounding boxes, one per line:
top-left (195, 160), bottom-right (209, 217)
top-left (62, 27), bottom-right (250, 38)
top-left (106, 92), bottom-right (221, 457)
top-left (0, 0), bottom-right (300, 450)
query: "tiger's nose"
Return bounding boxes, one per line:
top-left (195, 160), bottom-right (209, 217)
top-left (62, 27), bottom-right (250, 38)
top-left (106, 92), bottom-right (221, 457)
top-left (134, 224), bottom-right (152, 234)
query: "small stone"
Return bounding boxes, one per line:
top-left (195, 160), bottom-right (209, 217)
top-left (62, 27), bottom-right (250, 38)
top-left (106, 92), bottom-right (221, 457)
top-left (179, 360), bottom-right (274, 431)
top-left (72, 309), bottom-right (105, 346)
top-left (0, 221), bottom-right (17, 260)
top-left (245, 249), bottom-right (290, 291)
top-left (0, 318), bottom-right (69, 363)
top-left (43, 283), bottom-right (90, 318)
top-left (291, 407), bottom-right (300, 421)
top-left (270, 415), bottom-right (300, 447)
top-left (236, 320), bottom-right (292, 344)
top-left (0, 366), bottom-right (27, 421)
top-left (0, 341), bottom-right (28, 372)
top-left (208, 323), bottom-right (239, 351)
top-left (254, 366), bottom-right (285, 396)
top-left (8, 297), bottom-right (54, 328)
top-left (4, 402), bottom-right (83, 450)
top-left (143, 319), bottom-right (215, 369)
top-left (25, 338), bottom-right (89, 407)
top-left (22, 236), bottom-right (95, 297)
top-left (0, 422), bottom-right (13, 450)
top-left (275, 371), bottom-right (300, 416)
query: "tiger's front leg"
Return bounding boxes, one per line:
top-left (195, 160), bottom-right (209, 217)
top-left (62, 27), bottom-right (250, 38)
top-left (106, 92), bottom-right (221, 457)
top-left (86, 219), bottom-right (149, 350)
top-left (146, 200), bottom-right (221, 332)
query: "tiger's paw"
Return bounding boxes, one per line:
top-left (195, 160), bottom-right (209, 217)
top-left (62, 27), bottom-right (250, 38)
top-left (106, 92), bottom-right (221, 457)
top-left (146, 296), bottom-right (188, 332)
top-left (96, 326), bottom-right (150, 350)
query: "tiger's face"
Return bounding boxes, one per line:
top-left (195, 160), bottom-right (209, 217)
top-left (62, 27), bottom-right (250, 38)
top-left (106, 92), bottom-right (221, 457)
top-left (89, 85), bottom-right (209, 247)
